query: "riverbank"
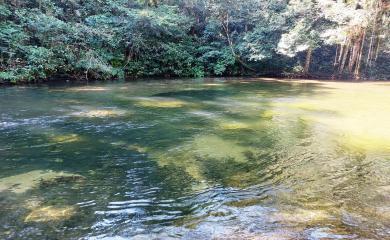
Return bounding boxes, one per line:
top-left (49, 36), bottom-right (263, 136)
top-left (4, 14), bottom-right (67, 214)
top-left (1, 72), bottom-right (389, 86)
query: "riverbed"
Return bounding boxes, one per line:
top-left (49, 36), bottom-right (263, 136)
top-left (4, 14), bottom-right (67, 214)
top-left (0, 78), bottom-right (389, 239)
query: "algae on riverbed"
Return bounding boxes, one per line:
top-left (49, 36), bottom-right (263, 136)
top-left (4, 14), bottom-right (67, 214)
top-left (135, 97), bottom-right (188, 108)
top-left (0, 170), bottom-right (83, 194)
top-left (24, 206), bottom-right (76, 222)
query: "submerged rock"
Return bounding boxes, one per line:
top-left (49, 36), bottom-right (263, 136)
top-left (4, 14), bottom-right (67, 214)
top-left (24, 206), bottom-right (76, 222)
top-left (0, 170), bottom-right (84, 194)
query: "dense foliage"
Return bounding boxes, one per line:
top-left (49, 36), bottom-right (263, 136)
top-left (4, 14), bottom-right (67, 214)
top-left (0, 0), bottom-right (389, 83)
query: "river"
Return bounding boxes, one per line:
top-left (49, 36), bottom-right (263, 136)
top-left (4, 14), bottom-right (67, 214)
top-left (0, 78), bottom-right (389, 239)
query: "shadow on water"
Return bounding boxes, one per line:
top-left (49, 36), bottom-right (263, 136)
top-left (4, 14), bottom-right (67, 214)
top-left (153, 89), bottom-right (230, 101)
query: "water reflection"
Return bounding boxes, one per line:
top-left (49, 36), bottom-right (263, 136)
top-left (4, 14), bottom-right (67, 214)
top-left (0, 79), bottom-right (389, 239)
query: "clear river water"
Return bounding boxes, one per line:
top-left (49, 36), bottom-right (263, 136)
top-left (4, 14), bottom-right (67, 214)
top-left (0, 78), bottom-right (389, 239)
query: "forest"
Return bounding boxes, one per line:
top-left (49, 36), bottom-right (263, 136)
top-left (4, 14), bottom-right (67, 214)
top-left (0, 0), bottom-right (389, 83)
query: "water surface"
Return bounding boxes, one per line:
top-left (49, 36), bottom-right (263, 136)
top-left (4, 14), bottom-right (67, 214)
top-left (0, 78), bottom-right (389, 239)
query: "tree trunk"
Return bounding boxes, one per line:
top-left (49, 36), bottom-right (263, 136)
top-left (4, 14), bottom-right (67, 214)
top-left (303, 48), bottom-right (312, 75)
top-left (354, 30), bottom-right (366, 80)
top-left (339, 40), bottom-right (350, 74)
top-left (334, 45), bottom-right (339, 66)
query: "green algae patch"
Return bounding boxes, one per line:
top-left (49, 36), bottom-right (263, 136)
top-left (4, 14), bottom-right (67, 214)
top-left (192, 135), bottom-right (251, 162)
top-left (150, 134), bottom-right (260, 185)
top-left (24, 206), bottom-right (76, 222)
top-left (0, 170), bottom-right (83, 194)
top-left (49, 134), bottom-right (81, 144)
top-left (136, 97), bottom-right (187, 108)
top-left (155, 152), bottom-right (204, 181)
top-left (261, 110), bottom-right (276, 119)
top-left (219, 121), bottom-right (250, 130)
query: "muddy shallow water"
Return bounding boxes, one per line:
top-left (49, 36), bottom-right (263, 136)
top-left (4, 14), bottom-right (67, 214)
top-left (0, 78), bottom-right (389, 239)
